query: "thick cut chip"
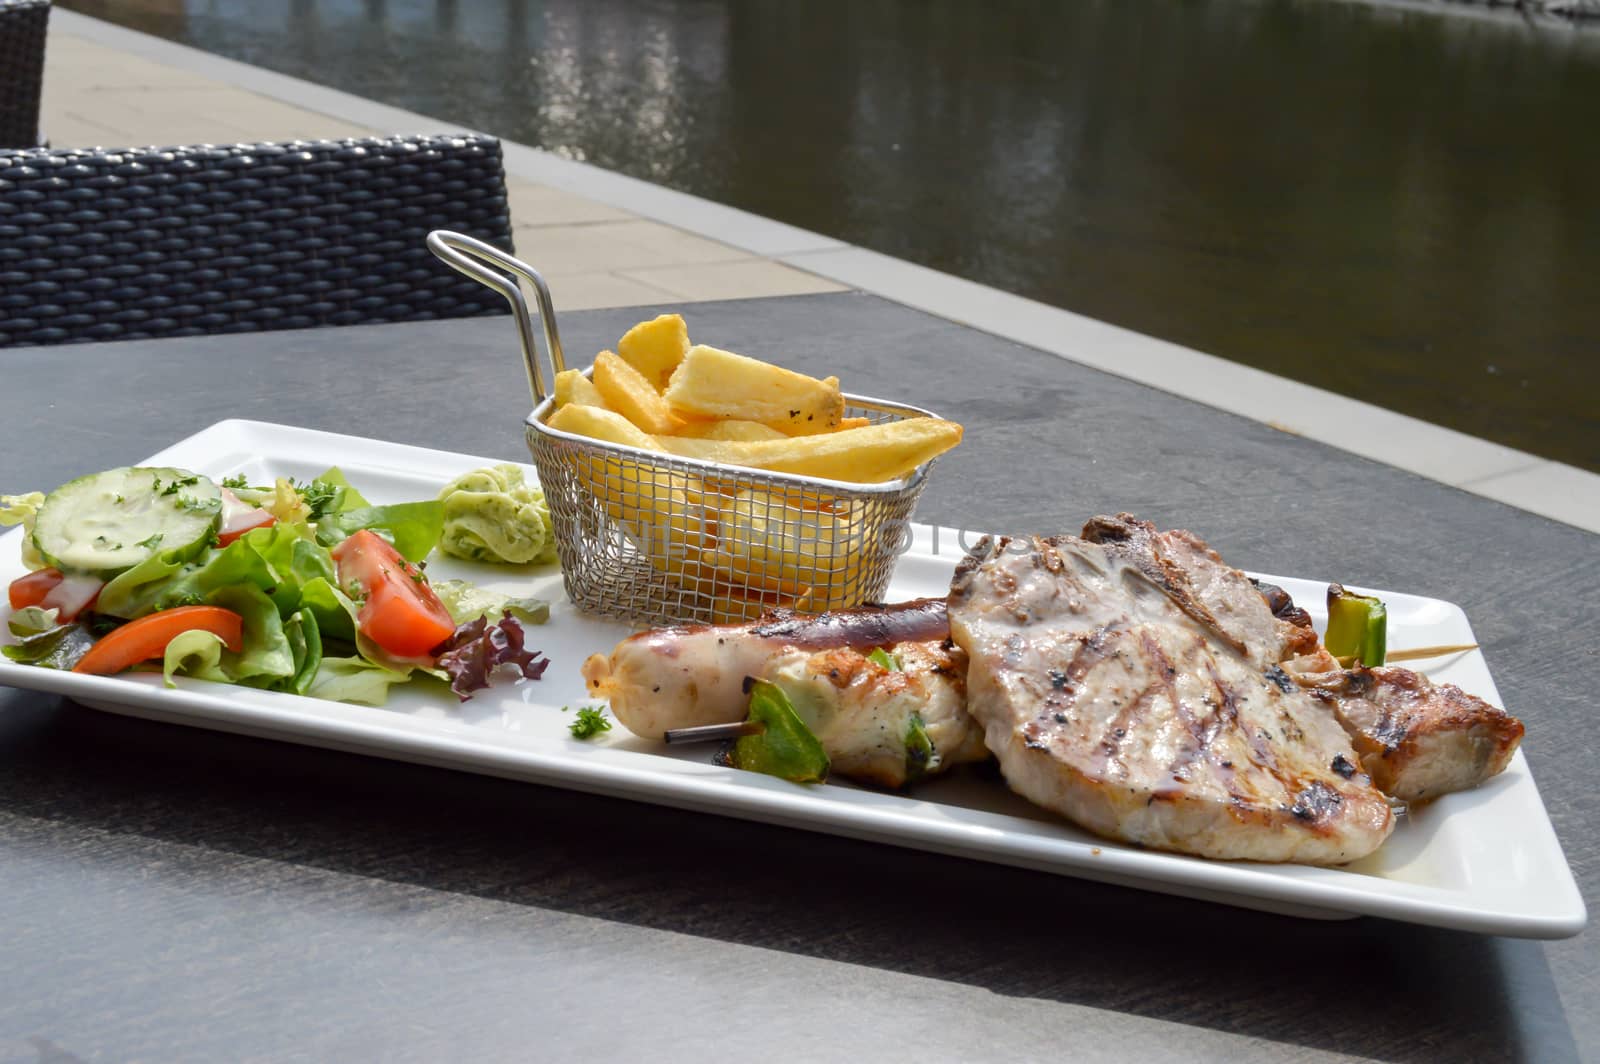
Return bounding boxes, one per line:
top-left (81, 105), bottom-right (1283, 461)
top-left (664, 345), bottom-right (844, 436)
top-left (594, 351), bottom-right (683, 435)
top-left (669, 419), bottom-right (788, 442)
top-left (546, 402), bottom-right (661, 452)
top-left (554, 369), bottom-right (609, 411)
top-left (656, 417), bottom-right (962, 483)
top-left (618, 313), bottom-right (690, 392)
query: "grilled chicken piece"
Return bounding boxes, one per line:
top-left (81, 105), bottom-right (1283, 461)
top-left (948, 532), bottom-right (1394, 864)
top-left (1079, 514), bottom-right (1524, 802)
top-left (581, 597), bottom-right (949, 739)
top-left (582, 599), bottom-right (985, 788)
top-left (766, 640), bottom-right (988, 789)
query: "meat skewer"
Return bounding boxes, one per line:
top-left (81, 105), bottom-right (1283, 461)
top-left (583, 598), bottom-right (986, 788)
top-left (581, 597), bottom-right (948, 739)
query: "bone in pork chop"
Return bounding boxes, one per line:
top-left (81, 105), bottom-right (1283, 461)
top-left (948, 532), bottom-right (1395, 864)
top-left (1080, 514), bottom-right (1523, 802)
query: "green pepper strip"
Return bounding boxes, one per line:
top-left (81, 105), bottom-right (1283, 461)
top-left (731, 680), bottom-right (830, 784)
top-left (1325, 584), bottom-right (1387, 667)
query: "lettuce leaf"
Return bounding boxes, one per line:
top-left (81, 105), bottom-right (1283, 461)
top-left (0, 491), bottom-right (46, 570)
top-left (431, 579), bottom-right (549, 627)
top-left (284, 608), bottom-right (322, 696)
top-left (315, 500), bottom-right (443, 563)
top-left (207, 584), bottom-right (295, 684)
top-left (2, 606), bottom-right (94, 670)
top-left (311, 467), bottom-right (370, 512)
top-left (298, 575), bottom-right (357, 643)
top-left (7, 604), bottom-right (58, 637)
top-left (97, 523), bottom-right (337, 621)
top-left (160, 600), bottom-right (322, 695)
top-left (305, 656), bottom-right (414, 705)
top-left (162, 630), bottom-right (232, 685)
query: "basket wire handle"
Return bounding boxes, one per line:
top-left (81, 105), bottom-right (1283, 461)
top-left (427, 230), bottom-right (567, 406)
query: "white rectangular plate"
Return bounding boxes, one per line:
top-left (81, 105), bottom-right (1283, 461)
top-left (0, 420), bottom-right (1585, 938)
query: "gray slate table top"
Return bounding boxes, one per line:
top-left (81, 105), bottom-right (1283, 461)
top-left (0, 292), bottom-right (1593, 1063)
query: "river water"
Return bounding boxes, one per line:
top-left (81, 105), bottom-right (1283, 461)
top-left (60, 0), bottom-right (1600, 470)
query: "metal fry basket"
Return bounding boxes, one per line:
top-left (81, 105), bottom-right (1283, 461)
top-left (428, 231), bottom-right (939, 627)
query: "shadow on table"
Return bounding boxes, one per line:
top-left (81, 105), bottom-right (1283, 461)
top-left (0, 697), bottom-right (1581, 1064)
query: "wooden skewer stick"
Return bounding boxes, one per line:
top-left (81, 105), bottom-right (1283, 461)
top-left (1334, 643), bottom-right (1480, 669)
top-left (663, 721), bottom-right (765, 744)
top-left (1383, 643), bottom-right (1480, 663)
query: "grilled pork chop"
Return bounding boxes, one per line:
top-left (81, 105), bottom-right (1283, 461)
top-left (948, 532), bottom-right (1394, 864)
top-left (1080, 514), bottom-right (1524, 802)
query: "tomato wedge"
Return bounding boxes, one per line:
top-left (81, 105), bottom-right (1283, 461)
top-left (9, 568), bottom-right (63, 610)
top-left (72, 605), bottom-right (244, 676)
top-left (331, 529), bottom-right (456, 658)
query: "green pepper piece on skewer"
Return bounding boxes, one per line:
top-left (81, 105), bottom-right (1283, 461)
top-left (1325, 584), bottom-right (1387, 667)
top-left (867, 647), bottom-right (901, 671)
top-left (904, 711), bottom-right (935, 785)
top-left (728, 680), bottom-right (831, 784)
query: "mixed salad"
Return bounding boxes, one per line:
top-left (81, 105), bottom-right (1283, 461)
top-left (1, 463), bottom-right (556, 705)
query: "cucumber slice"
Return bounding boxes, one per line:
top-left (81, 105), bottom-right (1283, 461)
top-left (32, 466), bottom-right (222, 575)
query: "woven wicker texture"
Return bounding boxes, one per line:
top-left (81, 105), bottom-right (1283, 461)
top-left (0, 134), bottom-right (514, 347)
top-left (0, 0), bottom-right (49, 148)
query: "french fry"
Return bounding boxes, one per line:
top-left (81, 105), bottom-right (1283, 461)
top-left (546, 401), bottom-right (661, 452)
top-left (553, 369), bottom-right (609, 411)
top-left (593, 351), bottom-right (684, 435)
top-left (618, 313), bottom-right (690, 392)
top-left (546, 401), bottom-right (717, 577)
top-left (664, 345), bottom-right (844, 435)
top-left (655, 416), bottom-right (963, 483)
top-left (702, 489), bottom-right (860, 596)
top-left (669, 418), bottom-right (788, 442)
top-left (836, 416), bottom-right (871, 431)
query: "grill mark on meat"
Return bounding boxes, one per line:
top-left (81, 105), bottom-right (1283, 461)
top-left (1088, 624), bottom-right (1164, 780)
top-left (1371, 712), bottom-right (1409, 752)
top-left (1290, 781), bottom-right (1343, 823)
top-left (1165, 657), bottom-right (1241, 787)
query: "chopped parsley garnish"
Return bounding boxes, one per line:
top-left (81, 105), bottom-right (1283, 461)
top-left (289, 477), bottom-right (341, 521)
top-left (160, 474), bottom-right (199, 497)
top-left (135, 532), bottom-right (165, 550)
top-left (221, 474), bottom-right (249, 489)
top-left (569, 706), bottom-right (612, 740)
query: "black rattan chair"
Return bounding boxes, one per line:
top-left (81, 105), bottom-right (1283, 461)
top-left (0, 0), bottom-right (49, 149)
top-left (0, 133), bottom-right (514, 347)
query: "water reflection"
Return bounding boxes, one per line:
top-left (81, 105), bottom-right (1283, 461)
top-left (61, 0), bottom-right (1600, 469)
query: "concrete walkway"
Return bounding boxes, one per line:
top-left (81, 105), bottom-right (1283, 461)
top-left (34, 10), bottom-right (1600, 534)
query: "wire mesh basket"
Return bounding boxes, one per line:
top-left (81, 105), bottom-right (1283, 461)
top-left (428, 231), bottom-right (939, 626)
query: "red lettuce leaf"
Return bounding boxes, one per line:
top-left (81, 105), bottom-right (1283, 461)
top-left (431, 610), bottom-right (550, 701)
